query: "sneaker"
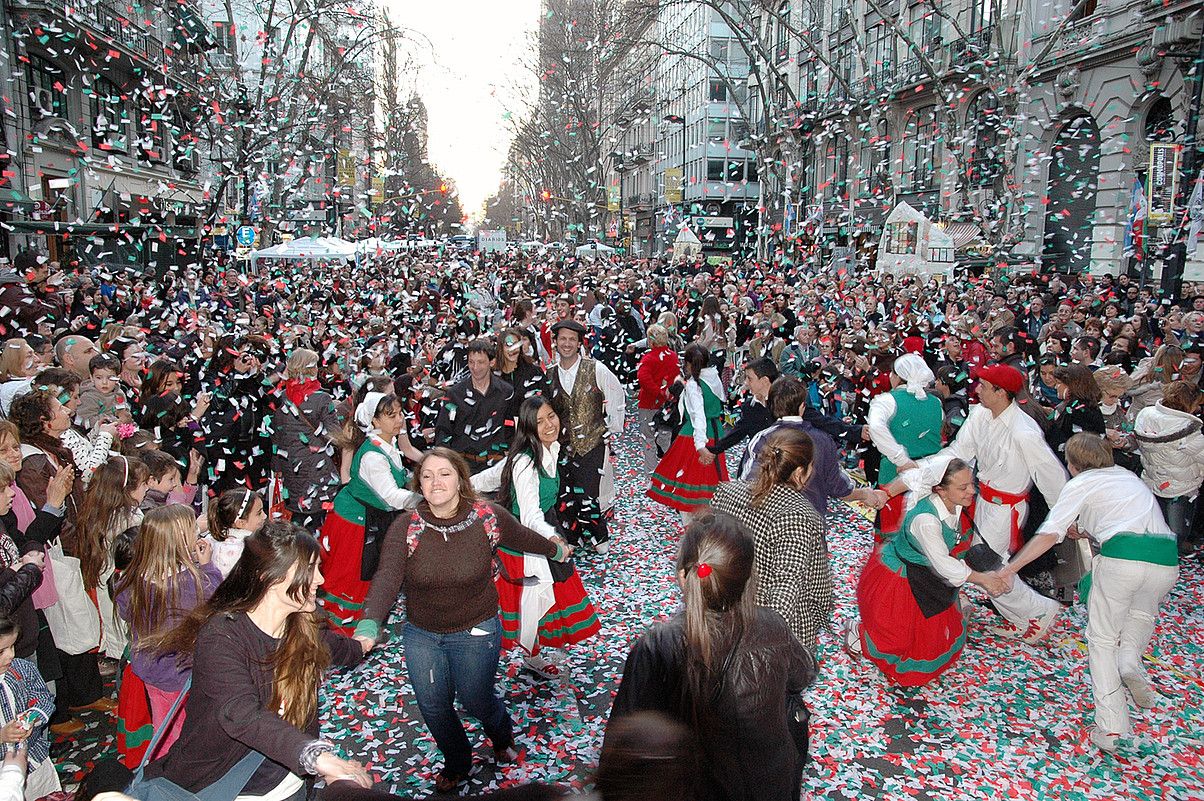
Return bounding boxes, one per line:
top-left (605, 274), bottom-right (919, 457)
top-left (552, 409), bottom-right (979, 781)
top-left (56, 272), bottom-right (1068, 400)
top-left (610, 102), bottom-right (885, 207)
top-left (1122, 674), bottom-right (1157, 709)
top-left (1089, 727), bottom-right (1120, 753)
top-left (522, 653), bottom-right (562, 680)
top-left (841, 619), bottom-right (863, 659)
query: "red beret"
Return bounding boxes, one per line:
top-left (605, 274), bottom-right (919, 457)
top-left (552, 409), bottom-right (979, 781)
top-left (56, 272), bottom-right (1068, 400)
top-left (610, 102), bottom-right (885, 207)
top-left (902, 336), bottom-right (925, 355)
top-left (976, 363), bottom-right (1024, 394)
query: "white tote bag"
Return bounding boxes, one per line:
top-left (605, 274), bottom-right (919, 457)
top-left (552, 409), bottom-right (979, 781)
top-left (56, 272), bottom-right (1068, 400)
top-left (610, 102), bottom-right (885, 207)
top-left (42, 538), bottom-right (101, 655)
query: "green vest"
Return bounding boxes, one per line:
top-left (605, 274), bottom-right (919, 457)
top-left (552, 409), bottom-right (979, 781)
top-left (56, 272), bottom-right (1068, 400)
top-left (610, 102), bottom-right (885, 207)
top-left (509, 450), bottom-right (560, 518)
top-left (332, 438), bottom-right (409, 525)
top-left (879, 387), bottom-right (944, 485)
top-left (880, 495), bottom-right (961, 575)
top-left (680, 379), bottom-right (724, 442)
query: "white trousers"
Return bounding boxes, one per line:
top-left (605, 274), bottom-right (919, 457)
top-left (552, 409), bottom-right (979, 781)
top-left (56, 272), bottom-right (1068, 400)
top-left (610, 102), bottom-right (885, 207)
top-left (990, 575), bottom-right (1061, 628)
top-left (973, 497), bottom-right (1027, 560)
top-left (1086, 555), bottom-right (1178, 738)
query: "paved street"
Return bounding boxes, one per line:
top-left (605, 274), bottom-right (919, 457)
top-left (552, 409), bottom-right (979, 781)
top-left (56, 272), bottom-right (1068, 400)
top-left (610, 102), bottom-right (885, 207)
top-left (318, 416), bottom-right (1204, 799)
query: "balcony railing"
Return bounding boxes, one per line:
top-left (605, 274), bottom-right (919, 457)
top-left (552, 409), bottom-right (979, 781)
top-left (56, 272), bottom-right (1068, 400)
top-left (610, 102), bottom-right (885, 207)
top-left (15, 0), bottom-right (170, 64)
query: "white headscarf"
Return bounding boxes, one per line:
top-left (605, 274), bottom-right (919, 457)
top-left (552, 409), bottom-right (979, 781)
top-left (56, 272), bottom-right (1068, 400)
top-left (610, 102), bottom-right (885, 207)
top-left (892, 353), bottom-right (934, 400)
top-left (354, 391), bottom-right (388, 431)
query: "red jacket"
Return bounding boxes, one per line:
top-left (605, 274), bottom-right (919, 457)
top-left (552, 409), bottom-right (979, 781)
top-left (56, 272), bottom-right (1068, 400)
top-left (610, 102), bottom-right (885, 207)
top-left (637, 346), bottom-right (680, 410)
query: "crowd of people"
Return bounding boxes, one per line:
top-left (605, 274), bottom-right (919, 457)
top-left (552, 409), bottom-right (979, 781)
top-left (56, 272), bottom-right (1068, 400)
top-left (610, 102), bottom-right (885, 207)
top-left (0, 243), bottom-right (1200, 799)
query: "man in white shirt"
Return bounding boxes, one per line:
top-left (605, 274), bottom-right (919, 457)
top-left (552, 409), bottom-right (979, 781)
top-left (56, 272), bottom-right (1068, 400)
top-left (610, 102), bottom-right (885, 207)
top-left (1000, 433), bottom-right (1179, 753)
top-left (897, 364), bottom-right (1065, 640)
top-left (544, 320), bottom-right (625, 553)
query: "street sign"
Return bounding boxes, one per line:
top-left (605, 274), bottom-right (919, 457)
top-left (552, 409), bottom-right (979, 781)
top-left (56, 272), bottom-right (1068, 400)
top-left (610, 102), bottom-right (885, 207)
top-left (478, 229), bottom-right (506, 252)
top-left (1147, 142), bottom-right (1181, 225)
top-left (607, 185), bottom-right (620, 212)
top-left (235, 225), bottom-right (257, 247)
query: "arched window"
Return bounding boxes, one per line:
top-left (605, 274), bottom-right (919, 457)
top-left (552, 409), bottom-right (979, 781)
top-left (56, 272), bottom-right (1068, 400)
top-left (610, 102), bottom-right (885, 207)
top-left (860, 119), bottom-right (891, 195)
top-left (966, 91), bottom-right (1002, 186)
top-left (91, 77), bottom-right (130, 153)
top-left (1144, 97), bottom-right (1175, 142)
top-left (901, 105), bottom-right (939, 192)
top-left (1042, 115), bottom-right (1101, 273)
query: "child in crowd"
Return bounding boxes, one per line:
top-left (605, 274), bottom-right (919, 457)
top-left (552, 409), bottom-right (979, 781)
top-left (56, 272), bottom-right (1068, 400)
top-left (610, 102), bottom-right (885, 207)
top-left (0, 615), bottom-right (58, 799)
top-left (137, 449), bottom-right (198, 513)
top-left (115, 505), bottom-right (221, 758)
top-left (76, 456), bottom-right (150, 660)
top-left (204, 489), bottom-right (266, 578)
top-left (75, 355), bottom-right (131, 430)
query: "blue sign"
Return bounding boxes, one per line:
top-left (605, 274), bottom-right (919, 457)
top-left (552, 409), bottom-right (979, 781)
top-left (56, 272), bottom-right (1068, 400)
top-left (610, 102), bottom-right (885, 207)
top-left (236, 226), bottom-right (257, 246)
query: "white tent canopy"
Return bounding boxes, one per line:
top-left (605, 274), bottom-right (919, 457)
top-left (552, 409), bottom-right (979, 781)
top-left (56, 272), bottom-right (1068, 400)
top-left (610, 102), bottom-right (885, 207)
top-left (673, 226), bottom-right (702, 258)
top-left (575, 241), bottom-right (615, 257)
top-left (354, 237), bottom-right (405, 253)
top-left (877, 202), bottom-right (954, 279)
top-left (249, 236), bottom-right (357, 271)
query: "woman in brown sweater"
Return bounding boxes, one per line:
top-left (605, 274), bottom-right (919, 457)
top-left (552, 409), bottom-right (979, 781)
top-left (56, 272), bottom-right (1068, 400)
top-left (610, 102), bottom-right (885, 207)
top-left (354, 448), bottom-right (570, 794)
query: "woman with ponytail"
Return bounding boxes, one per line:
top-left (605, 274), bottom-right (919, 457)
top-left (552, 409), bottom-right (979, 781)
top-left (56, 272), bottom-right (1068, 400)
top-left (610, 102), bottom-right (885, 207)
top-left (141, 522), bottom-right (372, 798)
top-left (609, 514), bottom-right (816, 801)
top-left (711, 427), bottom-right (832, 651)
top-left (648, 343), bottom-right (729, 525)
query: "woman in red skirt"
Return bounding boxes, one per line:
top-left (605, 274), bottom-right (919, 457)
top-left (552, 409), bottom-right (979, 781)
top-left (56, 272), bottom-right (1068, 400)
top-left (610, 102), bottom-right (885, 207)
top-left (318, 392), bottom-right (422, 634)
top-left (842, 459), bottom-right (1011, 686)
top-left (649, 343), bottom-right (728, 526)
top-left (473, 396), bottom-right (600, 679)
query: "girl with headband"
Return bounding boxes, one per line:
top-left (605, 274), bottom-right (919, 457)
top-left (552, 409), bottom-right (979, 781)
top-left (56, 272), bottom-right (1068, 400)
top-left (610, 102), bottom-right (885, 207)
top-left (318, 391), bottom-right (422, 635)
top-left (205, 488), bottom-right (267, 579)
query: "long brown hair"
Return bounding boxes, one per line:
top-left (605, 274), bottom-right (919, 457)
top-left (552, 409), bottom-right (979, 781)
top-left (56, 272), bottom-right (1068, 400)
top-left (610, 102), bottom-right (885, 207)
top-left (77, 456), bottom-right (149, 589)
top-left (8, 391), bottom-right (73, 467)
top-left (674, 513), bottom-right (756, 730)
top-left (207, 488), bottom-right (262, 543)
top-left (114, 505), bottom-right (204, 645)
top-left (749, 428), bottom-right (814, 506)
top-left (152, 522), bottom-right (328, 729)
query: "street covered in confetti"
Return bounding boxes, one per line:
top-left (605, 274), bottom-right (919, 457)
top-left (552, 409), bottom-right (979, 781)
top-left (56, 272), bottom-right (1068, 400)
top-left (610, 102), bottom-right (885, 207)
top-left (320, 419), bottom-right (1204, 800)
top-left (2, 0), bottom-right (1204, 800)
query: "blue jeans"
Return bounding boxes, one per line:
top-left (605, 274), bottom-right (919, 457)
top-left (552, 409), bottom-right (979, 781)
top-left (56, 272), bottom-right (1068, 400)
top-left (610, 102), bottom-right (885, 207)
top-left (402, 616), bottom-right (513, 776)
top-left (1157, 494), bottom-right (1197, 545)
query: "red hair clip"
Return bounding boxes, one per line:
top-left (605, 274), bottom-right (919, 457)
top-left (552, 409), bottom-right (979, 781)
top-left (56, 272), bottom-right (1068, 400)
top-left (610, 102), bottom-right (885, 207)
top-left (697, 563), bottom-right (712, 578)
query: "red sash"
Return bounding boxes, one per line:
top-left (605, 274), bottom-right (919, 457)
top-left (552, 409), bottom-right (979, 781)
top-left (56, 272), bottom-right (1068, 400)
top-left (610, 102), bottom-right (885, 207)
top-left (978, 482), bottom-right (1029, 553)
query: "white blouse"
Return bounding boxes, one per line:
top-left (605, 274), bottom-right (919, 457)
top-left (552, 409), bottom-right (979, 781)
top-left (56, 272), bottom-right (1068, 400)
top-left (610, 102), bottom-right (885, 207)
top-left (471, 442), bottom-right (560, 540)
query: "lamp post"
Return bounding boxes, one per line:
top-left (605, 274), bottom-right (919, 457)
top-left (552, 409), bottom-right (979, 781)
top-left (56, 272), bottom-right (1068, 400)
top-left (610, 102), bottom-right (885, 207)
top-left (611, 151), bottom-right (628, 252)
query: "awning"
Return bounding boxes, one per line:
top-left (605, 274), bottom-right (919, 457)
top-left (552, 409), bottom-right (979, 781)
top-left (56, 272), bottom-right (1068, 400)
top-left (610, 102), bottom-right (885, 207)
top-left (0, 187), bottom-right (38, 214)
top-left (944, 221), bottom-right (984, 250)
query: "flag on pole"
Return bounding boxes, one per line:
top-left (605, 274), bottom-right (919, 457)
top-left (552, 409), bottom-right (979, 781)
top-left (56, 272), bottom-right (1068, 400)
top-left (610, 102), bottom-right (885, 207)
top-left (1187, 171), bottom-right (1204, 257)
top-left (1123, 176), bottom-right (1146, 259)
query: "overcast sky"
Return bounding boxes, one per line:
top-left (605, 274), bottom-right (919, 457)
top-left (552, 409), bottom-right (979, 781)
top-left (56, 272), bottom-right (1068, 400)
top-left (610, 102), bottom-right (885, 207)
top-left (385, 1), bottom-right (541, 221)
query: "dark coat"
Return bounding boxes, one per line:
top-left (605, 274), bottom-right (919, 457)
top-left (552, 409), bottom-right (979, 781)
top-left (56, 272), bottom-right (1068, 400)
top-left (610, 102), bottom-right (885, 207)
top-left (271, 386), bottom-right (342, 517)
top-left (609, 607), bottom-right (816, 801)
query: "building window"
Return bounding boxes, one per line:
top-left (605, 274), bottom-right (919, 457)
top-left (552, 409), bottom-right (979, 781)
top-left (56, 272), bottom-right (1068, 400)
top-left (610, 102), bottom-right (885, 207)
top-left (27, 57), bottom-right (66, 119)
top-left (966, 91), bottom-right (1001, 186)
top-left (707, 117), bottom-right (727, 142)
top-left (708, 80), bottom-right (729, 102)
top-left (212, 20), bottom-right (236, 53)
top-left (774, 1), bottom-right (791, 62)
top-left (909, 6), bottom-right (942, 51)
top-left (866, 24), bottom-right (894, 88)
top-left (91, 77), bottom-right (130, 153)
top-left (799, 60), bottom-right (818, 107)
top-left (137, 98), bottom-right (169, 164)
top-left (831, 41), bottom-right (855, 96)
top-left (861, 120), bottom-right (891, 195)
top-left (707, 158), bottom-right (725, 181)
top-left (969, 0), bottom-right (995, 33)
top-left (1070, 0), bottom-right (1098, 23)
top-left (1144, 97), bottom-right (1175, 142)
top-left (901, 105), bottom-right (939, 192)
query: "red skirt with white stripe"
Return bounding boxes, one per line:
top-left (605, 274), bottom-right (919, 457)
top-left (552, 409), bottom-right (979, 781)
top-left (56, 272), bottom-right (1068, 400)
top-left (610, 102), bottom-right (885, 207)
top-left (648, 434), bottom-right (728, 512)
top-left (495, 547), bottom-right (600, 653)
top-left (856, 548), bottom-right (967, 687)
top-left (317, 510), bottom-right (369, 636)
